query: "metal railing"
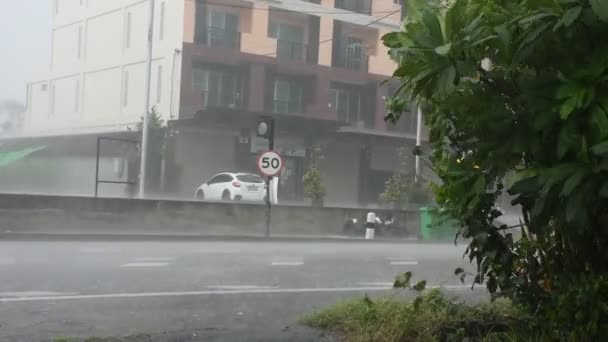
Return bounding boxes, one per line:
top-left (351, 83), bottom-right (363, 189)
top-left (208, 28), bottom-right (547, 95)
top-left (201, 89), bottom-right (242, 109)
top-left (276, 40), bottom-right (308, 62)
top-left (335, 44), bottom-right (369, 72)
top-left (272, 99), bottom-right (302, 114)
top-left (196, 26), bottom-right (241, 49)
top-left (334, 0), bottom-right (371, 15)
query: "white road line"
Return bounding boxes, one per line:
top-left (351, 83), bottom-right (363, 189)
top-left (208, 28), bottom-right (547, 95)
top-left (390, 260), bottom-right (419, 266)
top-left (0, 285), bottom-right (488, 303)
top-left (120, 262), bottom-right (169, 268)
top-left (271, 261), bottom-right (304, 266)
top-left (358, 282), bottom-right (394, 287)
top-left (135, 257), bottom-right (176, 262)
top-left (206, 285), bottom-right (279, 290)
top-left (356, 282), bottom-right (486, 291)
top-left (0, 287), bottom-right (391, 303)
top-left (0, 291), bottom-right (79, 298)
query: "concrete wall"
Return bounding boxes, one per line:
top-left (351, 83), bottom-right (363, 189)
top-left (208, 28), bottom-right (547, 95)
top-left (0, 194), bottom-right (420, 238)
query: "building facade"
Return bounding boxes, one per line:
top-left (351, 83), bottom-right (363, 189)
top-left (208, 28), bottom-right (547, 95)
top-left (12, 0), bottom-right (425, 206)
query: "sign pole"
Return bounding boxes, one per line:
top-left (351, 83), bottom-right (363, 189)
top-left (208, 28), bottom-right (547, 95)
top-left (265, 119), bottom-right (275, 238)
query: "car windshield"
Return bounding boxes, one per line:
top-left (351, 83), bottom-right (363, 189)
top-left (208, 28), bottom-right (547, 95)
top-left (236, 174), bottom-right (264, 183)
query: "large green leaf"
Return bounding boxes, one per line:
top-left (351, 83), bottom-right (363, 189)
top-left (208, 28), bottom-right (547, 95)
top-left (590, 0), bottom-right (608, 23)
top-left (422, 9), bottom-right (445, 47)
top-left (590, 106), bottom-right (608, 139)
top-left (600, 183), bottom-right (608, 197)
top-left (560, 96), bottom-right (578, 120)
top-left (553, 6), bottom-right (582, 30)
top-left (434, 42), bottom-right (452, 56)
top-left (561, 170), bottom-right (586, 196)
top-left (591, 141), bottom-right (608, 156)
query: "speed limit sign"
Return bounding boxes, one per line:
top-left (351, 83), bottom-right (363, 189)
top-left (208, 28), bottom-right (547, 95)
top-left (257, 150), bottom-right (284, 177)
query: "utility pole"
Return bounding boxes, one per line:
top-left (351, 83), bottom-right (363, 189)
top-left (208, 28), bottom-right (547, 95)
top-left (265, 119), bottom-right (275, 238)
top-left (399, 0), bottom-right (423, 183)
top-left (139, 0), bottom-right (155, 199)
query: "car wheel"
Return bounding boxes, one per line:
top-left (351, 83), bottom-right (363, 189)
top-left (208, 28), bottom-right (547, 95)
top-left (195, 189), bottom-right (205, 201)
top-left (222, 190), bottom-right (231, 201)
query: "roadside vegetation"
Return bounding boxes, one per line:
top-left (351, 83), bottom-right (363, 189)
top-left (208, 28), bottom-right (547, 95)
top-left (303, 290), bottom-right (533, 342)
top-left (306, 0), bottom-right (608, 340)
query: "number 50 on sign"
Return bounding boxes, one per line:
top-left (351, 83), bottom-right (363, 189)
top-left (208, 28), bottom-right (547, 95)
top-left (257, 151), bottom-right (284, 177)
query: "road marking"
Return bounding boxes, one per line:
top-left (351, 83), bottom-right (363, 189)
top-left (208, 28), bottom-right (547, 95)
top-left (271, 261), bottom-right (304, 266)
top-left (390, 260), bottom-right (419, 266)
top-left (0, 287), bottom-right (390, 303)
top-left (358, 282), bottom-right (394, 287)
top-left (206, 285), bottom-right (278, 290)
top-left (135, 257), bottom-right (176, 262)
top-left (357, 283), bottom-right (486, 291)
top-left (120, 262), bottom-right (169, 268)
top-left (0, 291), bottom-right (78, 298)
top-left (0, 285), bottom-right (488, 303)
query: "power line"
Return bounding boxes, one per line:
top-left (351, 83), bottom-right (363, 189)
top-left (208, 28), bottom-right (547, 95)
top-left (262, 8), bottom-right (402, 57)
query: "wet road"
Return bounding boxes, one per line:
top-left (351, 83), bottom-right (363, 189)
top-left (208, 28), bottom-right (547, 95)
top-left (0, 239), bottom-right (480, 341)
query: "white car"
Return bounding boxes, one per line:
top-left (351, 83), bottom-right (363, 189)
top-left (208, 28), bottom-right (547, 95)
top-left (195, 172), bottom-right (266, 202)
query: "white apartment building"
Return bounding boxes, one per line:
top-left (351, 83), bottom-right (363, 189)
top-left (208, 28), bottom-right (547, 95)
top-left (26, 0), bottom-right (185, 135)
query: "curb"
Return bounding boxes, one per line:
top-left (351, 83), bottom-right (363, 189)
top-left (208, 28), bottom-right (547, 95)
top-left (0, 232), bottom-right (427, 243)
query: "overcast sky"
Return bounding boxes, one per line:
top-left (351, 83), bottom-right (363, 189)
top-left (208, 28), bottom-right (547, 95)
top-left (0, 1), bottom-right (51, 104)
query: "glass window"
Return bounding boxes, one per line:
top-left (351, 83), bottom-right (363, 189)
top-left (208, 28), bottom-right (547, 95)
top-left (208, 10), bottom-right (239, 48)
top-left (209, 174), bottom-right (233, 184)
top-left (237, 175), bottom-right (265, 184)
top-left (159, 2), bottom-right (166, 41)
top-left (273, 79), bottom-right (302, 113)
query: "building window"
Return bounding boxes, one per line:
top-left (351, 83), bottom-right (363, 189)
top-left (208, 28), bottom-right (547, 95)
top-left (273, 79), bottom-right (303, 114)
top-left (125, 12), bottom-right (132, 49)
top-left (335, 36), bottom-right (367, 71)
top-left (156, 65), bottom-right (163, 104)
top-left (50, 84), bottom-right (56, 115)
top-left (193, 66), bottom-right (241, 109)
top-left (77, 26), bottom-right (83, 59)
top-left (159, 2), bottom-right (165, 41)
top-left (75, 80), bottom-right (80, 112)
top-left (269, 22), bottom-right (306, 61)
top-left (335, 0), bottom-right (370, 15)
top-left (207, 10), bottom-right (240, 48)
top-left (329, 84), bottom-right (367, 127)
top-left (123, 71), bottom-right (129, 107)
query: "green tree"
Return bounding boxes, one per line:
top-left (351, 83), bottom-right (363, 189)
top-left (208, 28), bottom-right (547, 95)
top-left (384, 0), bottom-right (608, 338)
top-left (380, 147), bottom-right (432, 208)
top-left (303, 144), bottom-right (326, 206)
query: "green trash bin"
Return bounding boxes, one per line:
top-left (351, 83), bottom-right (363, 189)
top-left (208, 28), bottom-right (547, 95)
top-left (420, 207), bottom-right (457, 241)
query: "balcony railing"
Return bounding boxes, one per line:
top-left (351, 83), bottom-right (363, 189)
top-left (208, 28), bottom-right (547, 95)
top-left (201, 89), bottom-right (242, 109)
top-left (196, 26), bottom-right (241, 49)
top-left (334, 0), bottom-right (371, 15)
top-left (335, 45), bottom-right (369, 72)
top-left (276, 40), bottom-right (308, 62)
top-left (272, 99), bottom-right (302, 114)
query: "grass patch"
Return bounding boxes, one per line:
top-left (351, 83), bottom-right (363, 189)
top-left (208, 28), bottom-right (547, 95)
top-left (301, 290), bottom-right (537, 342)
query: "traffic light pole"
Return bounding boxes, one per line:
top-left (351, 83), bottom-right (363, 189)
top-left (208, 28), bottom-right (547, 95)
top-left (265, 119), bottom-right (276, 238)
